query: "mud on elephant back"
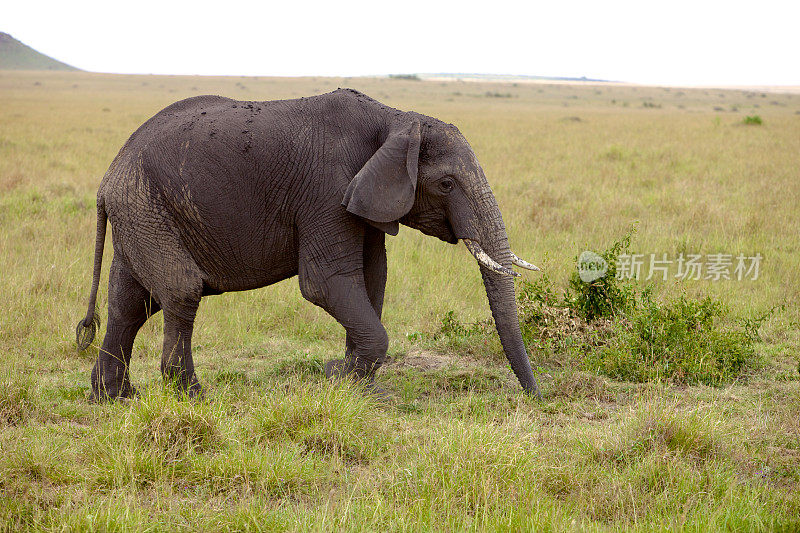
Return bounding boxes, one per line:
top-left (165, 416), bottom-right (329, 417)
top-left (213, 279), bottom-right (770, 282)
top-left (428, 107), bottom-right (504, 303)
top-left (75, 89), bottom-right (542, 402)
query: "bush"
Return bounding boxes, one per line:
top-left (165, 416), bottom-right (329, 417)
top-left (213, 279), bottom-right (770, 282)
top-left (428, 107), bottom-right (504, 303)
top-left (406, 310), bottom-right (493, 345)
top-left (514, 229), bottom-right (763, 386)
top-left (388, 74), bottom-right (420, 81)
top-left (565, 229), bottom-right (638, 320)
top-left (743, 115), bottom-right (762, 125)
top-left (585, 294), bottom-right (755, 385)
top-left (517, 230), bottom-right (638, 361)
top-left (437, 310), bottom-right (493, 339)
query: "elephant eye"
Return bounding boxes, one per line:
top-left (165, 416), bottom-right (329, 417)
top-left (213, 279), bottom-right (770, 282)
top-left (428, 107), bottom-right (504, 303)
top-left (438, 178), bottom-right (455, 194)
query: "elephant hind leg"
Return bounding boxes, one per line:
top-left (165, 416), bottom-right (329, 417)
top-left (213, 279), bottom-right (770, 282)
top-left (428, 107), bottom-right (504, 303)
top-left (103, 183), bottom-right (206, 398)
top-left (92, 258), bottom-right (161, 402)
top-left (159, 281), bottom-right (203, 397)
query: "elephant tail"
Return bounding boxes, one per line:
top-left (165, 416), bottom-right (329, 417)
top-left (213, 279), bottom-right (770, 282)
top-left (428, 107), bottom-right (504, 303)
top-left (75, 196), bottom-right (107, 350)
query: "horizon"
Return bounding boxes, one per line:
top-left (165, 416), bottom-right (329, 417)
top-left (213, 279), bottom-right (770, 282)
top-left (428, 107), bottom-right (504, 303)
top-left (4, 0), bottom-right (799, 86)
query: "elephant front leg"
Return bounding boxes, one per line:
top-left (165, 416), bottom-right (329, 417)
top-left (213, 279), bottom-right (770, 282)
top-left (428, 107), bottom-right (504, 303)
top-left (344, 226), bottom-right (387, 361)
top-left (298, 245), bottom-right (389, 394)
top-left (322, 287), bottom-right (389, 394)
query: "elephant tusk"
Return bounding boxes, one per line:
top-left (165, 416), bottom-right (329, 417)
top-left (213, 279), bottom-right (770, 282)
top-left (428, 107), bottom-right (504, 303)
top-left (511, 253), bottom-right (541, 271)
top-left (463, 239), bottom-right (519, 278)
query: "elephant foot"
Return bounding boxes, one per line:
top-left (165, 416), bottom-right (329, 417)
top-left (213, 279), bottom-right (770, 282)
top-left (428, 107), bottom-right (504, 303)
top-left (184, 381), bottom-right (204, 400)
top-left (164, 374), bottom-right (204, 400)
top-left (91, 360), bottom-right (139, 403)
top-left (325, 358), bottom-right (389, 401)
top-left (89, 382), bottom-right (139, 403)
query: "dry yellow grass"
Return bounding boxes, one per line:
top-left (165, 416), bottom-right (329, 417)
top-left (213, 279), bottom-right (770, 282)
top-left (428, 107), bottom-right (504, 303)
top-left (0, 70), bottom-right (798, 530)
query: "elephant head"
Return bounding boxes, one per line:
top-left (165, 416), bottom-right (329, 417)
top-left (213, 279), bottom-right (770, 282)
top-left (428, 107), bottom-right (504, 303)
top-left (343, 107), bottom-right (542, 397)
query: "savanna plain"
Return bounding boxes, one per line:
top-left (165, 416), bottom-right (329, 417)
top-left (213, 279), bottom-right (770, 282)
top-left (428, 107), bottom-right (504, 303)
top-left (0, 71), bottom-right (799, 531)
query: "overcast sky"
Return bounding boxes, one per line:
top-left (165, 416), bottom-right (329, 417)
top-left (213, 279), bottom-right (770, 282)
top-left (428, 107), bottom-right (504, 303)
top-left (4, 0), bottom-right (798, 86)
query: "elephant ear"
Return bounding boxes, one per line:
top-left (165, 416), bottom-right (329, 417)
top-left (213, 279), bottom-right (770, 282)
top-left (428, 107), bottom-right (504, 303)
top-left (342, 119), bottom-right (421, 235)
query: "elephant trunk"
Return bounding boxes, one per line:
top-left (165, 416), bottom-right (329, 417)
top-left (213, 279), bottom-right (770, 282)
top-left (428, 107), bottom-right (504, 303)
top-left (467, 183), bottom-right (541, 398)
top-left (477, 237), bottom-right (541, 398)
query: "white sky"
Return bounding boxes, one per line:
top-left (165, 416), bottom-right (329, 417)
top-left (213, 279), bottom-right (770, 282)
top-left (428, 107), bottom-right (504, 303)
top-left (4, 0), bottom-right (799, 85)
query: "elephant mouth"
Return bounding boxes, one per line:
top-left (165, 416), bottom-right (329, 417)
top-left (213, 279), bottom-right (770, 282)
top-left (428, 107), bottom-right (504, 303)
top-left (462, 239), bottom-right (540, 277)
top-left (443, 219), bottom-right (459, 244)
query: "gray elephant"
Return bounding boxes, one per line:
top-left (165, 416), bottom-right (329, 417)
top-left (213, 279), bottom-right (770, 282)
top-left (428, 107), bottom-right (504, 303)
top-left (75, 88), bottom-right (541, 401)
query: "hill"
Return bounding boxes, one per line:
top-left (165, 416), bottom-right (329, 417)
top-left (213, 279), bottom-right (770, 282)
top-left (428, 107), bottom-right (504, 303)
top-left (0, 32), bottom-right (79, 71)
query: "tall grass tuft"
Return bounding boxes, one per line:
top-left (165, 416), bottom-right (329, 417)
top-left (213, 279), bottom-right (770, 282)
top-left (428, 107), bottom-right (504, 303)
top-left (250, 379), bottom-right (390, 463)
top-left (130, 389), bottom-right (221, 461)
top-left (381, 421), bottom-right (540, 522)
top-left (597, 401), bottom-right (724, 464)
top-left (0, 369), bottom-right (38, 426)
top-left (88, 387), bottom-right (228, 490)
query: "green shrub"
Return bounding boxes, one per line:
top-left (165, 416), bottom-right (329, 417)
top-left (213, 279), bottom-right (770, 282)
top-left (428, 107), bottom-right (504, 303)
top-left (743, 115), bottom-right (762, 125)
top-left (437, 310), bottom-right (492, 339)
top-left (518, 228), bottom-right (637, 325)
top-left (516, 231), bottom-right (637, 363)
top-left (565, 229), bottom-right (638, 321)
top-left (405, 311), bottom-right (495, 348)
top-left (514, 229), bottom-right (763, 386)
top-left (517, 271), bottom-right (562, 325)
top-left (585, 294), bottom-right (756, 385)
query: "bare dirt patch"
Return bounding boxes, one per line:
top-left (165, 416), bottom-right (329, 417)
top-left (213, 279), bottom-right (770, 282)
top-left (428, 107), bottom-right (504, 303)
top-left (388, 350), bottom-right (482, 371)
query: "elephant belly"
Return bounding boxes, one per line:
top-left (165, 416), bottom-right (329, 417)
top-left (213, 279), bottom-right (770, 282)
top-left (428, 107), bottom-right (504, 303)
top-left (103, 167), bottom-right (300, 296)
top-left (151, 165), bottom-right (302, 292)
top-left (179, 220), bottom-right (300, 293)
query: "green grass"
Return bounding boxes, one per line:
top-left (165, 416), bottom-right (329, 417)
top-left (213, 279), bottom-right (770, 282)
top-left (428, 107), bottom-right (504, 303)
top-left (743, 114), bottom-right (763, 125)
top-left (0, 71), bottom-right (798, 530)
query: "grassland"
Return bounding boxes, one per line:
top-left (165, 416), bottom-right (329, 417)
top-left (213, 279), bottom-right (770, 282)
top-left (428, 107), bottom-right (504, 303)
top-left (0, 70), bottom-right (798, 531)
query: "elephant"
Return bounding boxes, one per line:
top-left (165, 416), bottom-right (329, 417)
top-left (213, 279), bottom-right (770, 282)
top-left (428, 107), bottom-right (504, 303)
top-left (75, 88), bottom-right (541, 401)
